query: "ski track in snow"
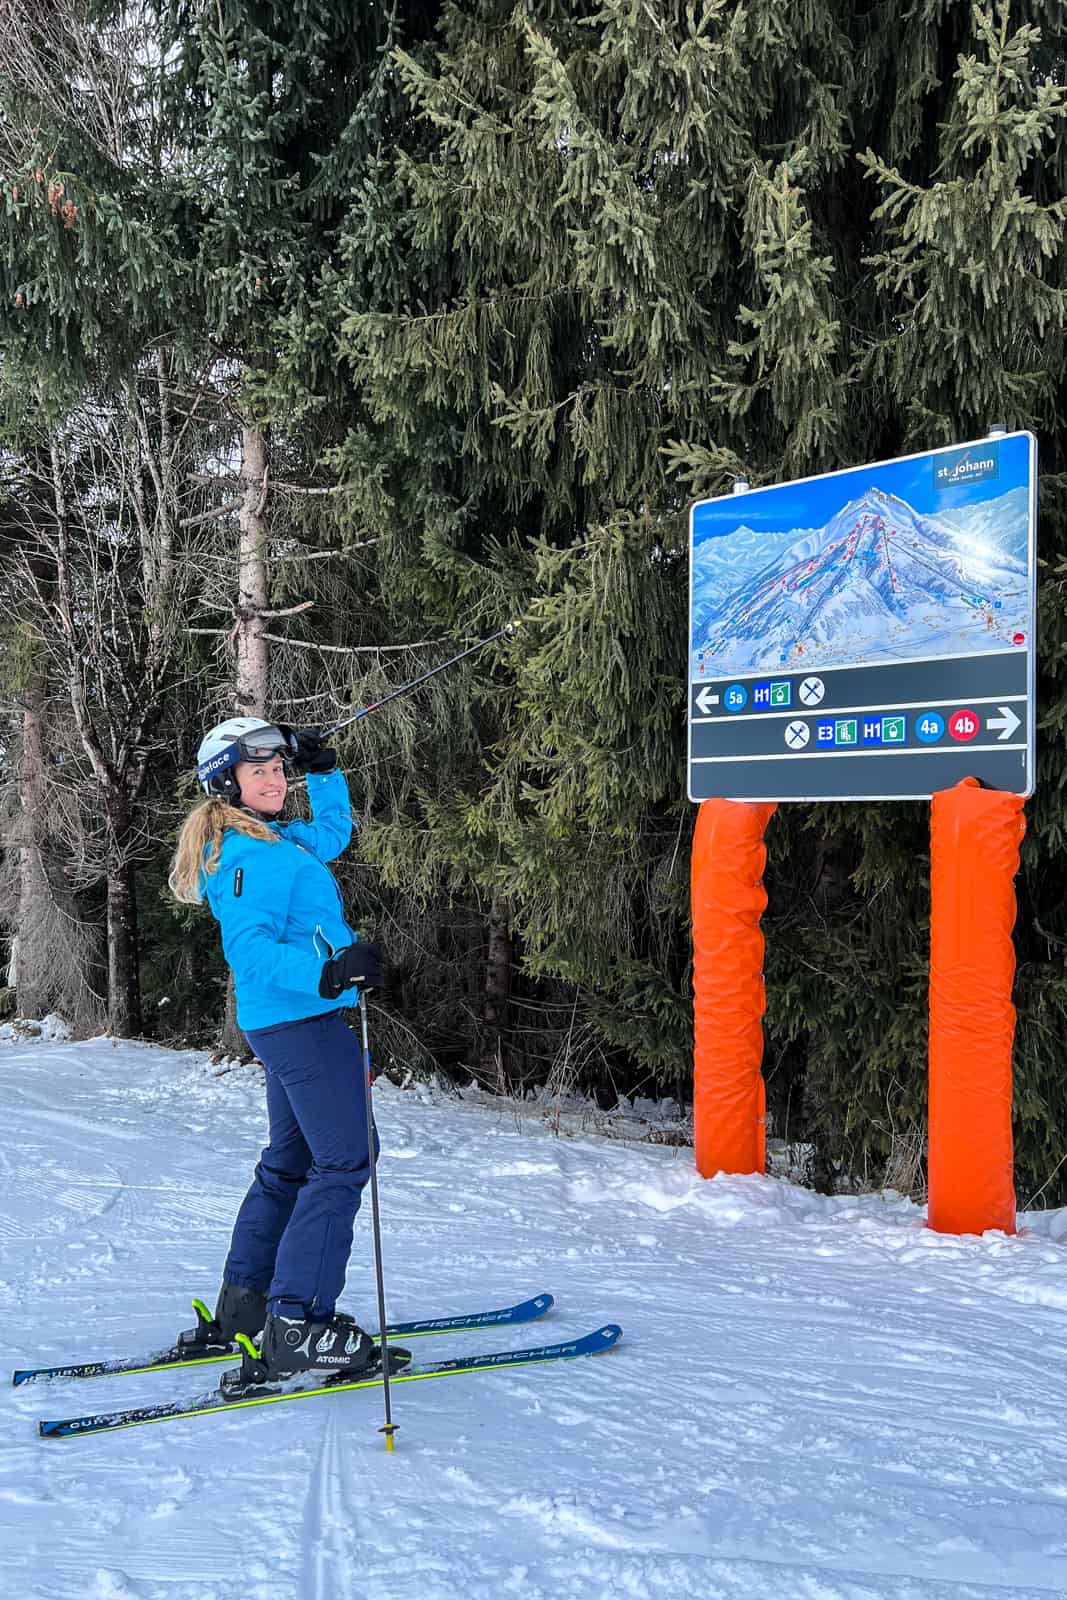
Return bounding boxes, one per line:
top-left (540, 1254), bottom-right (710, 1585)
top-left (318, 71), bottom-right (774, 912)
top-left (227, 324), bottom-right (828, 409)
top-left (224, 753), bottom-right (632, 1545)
top-left (3, 1039), bottom-right (1067, 1598)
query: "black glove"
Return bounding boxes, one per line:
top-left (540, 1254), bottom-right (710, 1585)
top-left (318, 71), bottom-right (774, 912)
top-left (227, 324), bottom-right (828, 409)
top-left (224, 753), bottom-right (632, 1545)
top-left (279, 726), bottom-right (337, 775)
top-left (318, 942), bottom-right (384, 1000)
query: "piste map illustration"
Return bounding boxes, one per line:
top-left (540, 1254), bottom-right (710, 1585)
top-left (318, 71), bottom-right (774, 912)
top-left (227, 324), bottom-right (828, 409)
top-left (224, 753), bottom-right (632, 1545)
top-left (690, 439), bottom-right (1031, 681)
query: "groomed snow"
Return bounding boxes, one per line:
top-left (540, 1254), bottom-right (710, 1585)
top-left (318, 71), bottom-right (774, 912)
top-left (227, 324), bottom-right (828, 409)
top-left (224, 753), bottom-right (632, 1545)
top-left (3, 1034), bottom-right (1067, 1599)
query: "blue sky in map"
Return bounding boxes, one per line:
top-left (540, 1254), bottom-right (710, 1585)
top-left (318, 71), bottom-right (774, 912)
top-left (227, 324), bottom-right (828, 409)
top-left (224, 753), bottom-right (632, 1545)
top-left (692, 433), bottom-right (1033, 544)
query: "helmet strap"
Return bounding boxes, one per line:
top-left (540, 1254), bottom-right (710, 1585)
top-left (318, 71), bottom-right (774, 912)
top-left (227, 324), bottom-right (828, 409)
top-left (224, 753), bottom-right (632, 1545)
top-left (206, 770), bottom-right (241, 803)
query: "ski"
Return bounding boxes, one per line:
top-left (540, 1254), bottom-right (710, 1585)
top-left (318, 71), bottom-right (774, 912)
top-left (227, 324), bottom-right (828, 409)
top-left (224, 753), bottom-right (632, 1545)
top-left (38, 1324), bottom-right (622, 1439)
top-left (13, 1292), bottom-right (554, 1387)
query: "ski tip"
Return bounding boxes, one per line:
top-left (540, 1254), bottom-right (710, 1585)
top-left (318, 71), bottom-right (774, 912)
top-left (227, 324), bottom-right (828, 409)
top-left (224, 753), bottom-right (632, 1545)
top-left (39, 1411), bottom-right (118, 1440)
top-left (39, 1418), bottom-right (72, 1439)
top-left (12, 1370), bottom-right (31, 1388)
top-left (591, 1324), bottom-right (623, 1351)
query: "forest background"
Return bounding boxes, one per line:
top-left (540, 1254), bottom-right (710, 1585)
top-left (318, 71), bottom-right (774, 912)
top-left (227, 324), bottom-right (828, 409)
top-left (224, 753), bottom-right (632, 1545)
top-left (0, 0), bottom-right (1064, 1201)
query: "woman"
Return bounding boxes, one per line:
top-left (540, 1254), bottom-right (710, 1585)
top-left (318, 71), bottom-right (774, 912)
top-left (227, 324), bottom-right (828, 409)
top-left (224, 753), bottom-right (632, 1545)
top-left (168, 717), bottom-right (384, 1397)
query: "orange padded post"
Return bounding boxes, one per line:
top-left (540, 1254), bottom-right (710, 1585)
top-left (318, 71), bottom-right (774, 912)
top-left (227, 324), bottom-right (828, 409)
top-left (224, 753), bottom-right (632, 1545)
top-left (692, 798), bottom-right (776, 1177)
top-left (928, 777), bottom-right (1025, 1235)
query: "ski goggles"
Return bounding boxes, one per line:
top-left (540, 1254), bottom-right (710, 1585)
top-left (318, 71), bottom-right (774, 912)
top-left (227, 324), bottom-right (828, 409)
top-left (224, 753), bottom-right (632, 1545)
top-left (198, 725), bottom-right (292, 784)
top-left (234, 726), bottom-right (291, 762)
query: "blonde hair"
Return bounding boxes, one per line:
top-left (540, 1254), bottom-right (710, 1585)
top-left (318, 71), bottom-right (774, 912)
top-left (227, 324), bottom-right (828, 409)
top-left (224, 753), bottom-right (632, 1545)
top-left (169, 797), bottom-right (280, 906)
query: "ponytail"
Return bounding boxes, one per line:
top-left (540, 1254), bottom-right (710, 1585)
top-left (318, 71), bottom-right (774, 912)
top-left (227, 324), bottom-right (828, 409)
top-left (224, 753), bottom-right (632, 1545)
top-left (168, 798), bottom-right (279, 906)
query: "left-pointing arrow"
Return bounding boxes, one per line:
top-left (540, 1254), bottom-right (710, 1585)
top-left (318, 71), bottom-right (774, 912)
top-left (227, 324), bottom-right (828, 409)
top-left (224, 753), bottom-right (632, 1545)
top-left (986, 705), bottom-right (1022, 741)
top-left (695, 686), bottom-right (720, 715)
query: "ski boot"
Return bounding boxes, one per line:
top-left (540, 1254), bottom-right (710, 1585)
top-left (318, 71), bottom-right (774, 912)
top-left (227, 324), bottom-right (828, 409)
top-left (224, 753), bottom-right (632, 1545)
top-left (175, 1283), bottom-right (268, 1360)
top-left (219, 1309), bottom-right (404, 1400)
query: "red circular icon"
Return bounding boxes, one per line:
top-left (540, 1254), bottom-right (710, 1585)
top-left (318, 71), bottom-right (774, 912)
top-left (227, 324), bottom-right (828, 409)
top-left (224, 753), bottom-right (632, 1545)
top-left (949, 709), bottom-right (980, 742)
top-left (1012, 632), bottom-right (1025, 645)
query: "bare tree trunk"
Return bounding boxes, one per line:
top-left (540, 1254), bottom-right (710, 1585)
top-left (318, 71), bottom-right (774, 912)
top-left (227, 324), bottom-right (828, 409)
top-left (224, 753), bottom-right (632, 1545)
top-left (106, 870), bottom-right (140, 1034)
top-left (222, 422), bottom-right (271, 1059)
top-left (103, 789), bottom-right (141, 1037)
top-left (47, 431), bottom-right (148, 1037)
top-left (477, 897), bottom-right (513, 1091)
top-left (14, 699), bottom-right (52, 1019)
top-left (235, 423), bottom-right (271, 716)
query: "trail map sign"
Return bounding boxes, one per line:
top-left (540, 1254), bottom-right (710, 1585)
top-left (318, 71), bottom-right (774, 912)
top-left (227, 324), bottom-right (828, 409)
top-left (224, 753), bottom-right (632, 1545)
top-left (687, 432), bottom-right (1036, 802)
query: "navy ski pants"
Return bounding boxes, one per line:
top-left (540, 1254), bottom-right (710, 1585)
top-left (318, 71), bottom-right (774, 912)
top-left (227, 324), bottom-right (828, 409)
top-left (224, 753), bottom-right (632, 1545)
top-left (223, 1011), bottom-right (375, 1320)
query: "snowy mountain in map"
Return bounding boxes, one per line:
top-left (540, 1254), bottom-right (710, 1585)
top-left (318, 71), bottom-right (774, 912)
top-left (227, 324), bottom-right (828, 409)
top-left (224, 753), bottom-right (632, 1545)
top-left (691, 485), bottom-right (1029, 676)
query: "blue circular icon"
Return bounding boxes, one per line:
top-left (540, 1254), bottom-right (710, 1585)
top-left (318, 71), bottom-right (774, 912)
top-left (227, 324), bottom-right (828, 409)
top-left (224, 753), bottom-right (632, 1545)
top-left (724, 684), bottom-right (747, 712)
top-left (916, 711), bottom-right (945, 744)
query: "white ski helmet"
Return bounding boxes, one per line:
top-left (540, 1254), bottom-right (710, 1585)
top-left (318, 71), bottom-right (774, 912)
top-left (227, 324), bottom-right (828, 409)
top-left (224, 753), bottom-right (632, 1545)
top-left (196, 718), bottom-right (291, 799)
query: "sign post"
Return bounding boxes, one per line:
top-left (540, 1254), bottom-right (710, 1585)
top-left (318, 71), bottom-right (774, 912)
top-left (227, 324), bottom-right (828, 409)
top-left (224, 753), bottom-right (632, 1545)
top-left (688, 432), bottom-right (1036, 1233)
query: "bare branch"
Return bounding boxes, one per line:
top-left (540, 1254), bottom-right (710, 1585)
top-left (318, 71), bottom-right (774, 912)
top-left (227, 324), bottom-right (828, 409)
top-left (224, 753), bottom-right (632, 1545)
top-left (187, 473), bottom-right (364, 497)
top-left (260, 633), bottom-right (444, 654)
top-left (193, 600), bottom-right (318, 621)
top-left (271, 480), bottom-right (360, 499)
top-left (0, 1), bottom-right (154, 169)
top-left (256, 600), bottom-right (314, 620)
top-left (181, 497), bottom-right (243, 529)
top-left (274, 538), bottom-right (381, 561)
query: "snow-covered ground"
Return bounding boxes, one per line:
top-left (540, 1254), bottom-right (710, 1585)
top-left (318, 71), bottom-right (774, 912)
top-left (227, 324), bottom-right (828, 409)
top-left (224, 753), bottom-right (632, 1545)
top-left (4, 1034), bottom-right (1067, 1600)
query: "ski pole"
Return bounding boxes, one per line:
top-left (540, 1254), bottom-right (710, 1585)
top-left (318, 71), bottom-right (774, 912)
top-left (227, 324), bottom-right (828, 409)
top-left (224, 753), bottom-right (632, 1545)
top-left (358, 989), bottom-right (397, 1452)
top-left (337, 623), bottom-right (523, 1448)
top-left (322, 620), bottom-right (521, 738)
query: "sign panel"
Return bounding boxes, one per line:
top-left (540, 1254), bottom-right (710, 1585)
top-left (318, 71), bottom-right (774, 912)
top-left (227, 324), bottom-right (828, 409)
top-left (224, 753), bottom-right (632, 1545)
top-left (688, 432), bottom-right (1036, 802)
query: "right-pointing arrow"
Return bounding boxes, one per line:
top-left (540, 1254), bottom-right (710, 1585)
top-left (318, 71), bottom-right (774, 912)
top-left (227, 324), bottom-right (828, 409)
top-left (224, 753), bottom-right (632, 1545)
top-left (987, 705), bottom-right (1022, 741)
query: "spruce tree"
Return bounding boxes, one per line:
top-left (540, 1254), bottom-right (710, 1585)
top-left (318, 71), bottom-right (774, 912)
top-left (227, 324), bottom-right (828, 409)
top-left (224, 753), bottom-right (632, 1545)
top-left (334, 0), bottom-right (1067, 1192)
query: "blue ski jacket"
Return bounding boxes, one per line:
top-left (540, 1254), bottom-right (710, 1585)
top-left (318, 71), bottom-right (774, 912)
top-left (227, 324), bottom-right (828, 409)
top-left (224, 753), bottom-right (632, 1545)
top-left (201, 768), bottom-right (363, 1031)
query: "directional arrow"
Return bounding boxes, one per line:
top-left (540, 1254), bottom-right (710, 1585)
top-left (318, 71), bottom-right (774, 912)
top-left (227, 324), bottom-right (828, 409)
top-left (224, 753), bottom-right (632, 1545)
top-left (695, 686), bottom-right (720, 715)
top-left (986, 705), bottom-right (1022, 741)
